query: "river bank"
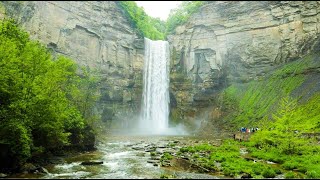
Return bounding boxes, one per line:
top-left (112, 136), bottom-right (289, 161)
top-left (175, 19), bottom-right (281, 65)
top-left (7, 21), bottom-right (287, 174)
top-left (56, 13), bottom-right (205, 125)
top-left (4, 134), bottom-right (227, 179)
top-left (6, 131), bottom-right (319, 179)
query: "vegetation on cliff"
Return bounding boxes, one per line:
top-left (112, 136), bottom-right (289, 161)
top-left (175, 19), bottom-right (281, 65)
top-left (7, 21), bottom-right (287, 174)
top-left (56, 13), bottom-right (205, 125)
top-left (221, 53), bottom-right (320, 130)
top-left (0, 19), bottom-right (100, 169)
top-left (118, 1), bottom-right (206, 40)
top-left (172, 52), bottom-right (320, 178)
top-left (166, 1), bottom-right (205, 35)
top-left (117, 1), bottom-right (166, 40)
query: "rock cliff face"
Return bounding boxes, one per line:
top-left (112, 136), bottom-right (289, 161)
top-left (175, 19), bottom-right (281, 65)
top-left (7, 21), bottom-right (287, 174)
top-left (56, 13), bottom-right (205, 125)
top-left (167, 1), bottom-right (320, 134)
top-left (1, 1), bottom-right (145, 126)
top-left (2, 1), bottom-right (320, 135)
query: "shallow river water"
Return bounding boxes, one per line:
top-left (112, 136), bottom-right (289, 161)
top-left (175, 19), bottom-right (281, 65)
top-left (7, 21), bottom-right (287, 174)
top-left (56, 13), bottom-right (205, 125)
top-left (9, 135), bottom-right (228, 179)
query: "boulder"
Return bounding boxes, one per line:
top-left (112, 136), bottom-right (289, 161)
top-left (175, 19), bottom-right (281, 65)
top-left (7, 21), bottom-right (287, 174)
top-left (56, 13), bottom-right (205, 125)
top-left (20, 163), bottom-right (37, 173)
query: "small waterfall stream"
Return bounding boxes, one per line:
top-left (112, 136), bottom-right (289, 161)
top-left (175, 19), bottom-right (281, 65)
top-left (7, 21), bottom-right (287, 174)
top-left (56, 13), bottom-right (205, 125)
top-left (139, 38), bottom-right (170, 135)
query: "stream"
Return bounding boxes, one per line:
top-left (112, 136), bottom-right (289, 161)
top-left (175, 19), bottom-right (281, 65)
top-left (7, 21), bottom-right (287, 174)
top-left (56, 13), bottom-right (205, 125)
top-left (8, 135), bottom-right (227, 179)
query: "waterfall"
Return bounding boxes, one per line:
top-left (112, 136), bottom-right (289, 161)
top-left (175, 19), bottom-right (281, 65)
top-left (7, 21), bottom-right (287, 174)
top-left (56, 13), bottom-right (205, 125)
top-left (139, 38), bottom-right (170, 134)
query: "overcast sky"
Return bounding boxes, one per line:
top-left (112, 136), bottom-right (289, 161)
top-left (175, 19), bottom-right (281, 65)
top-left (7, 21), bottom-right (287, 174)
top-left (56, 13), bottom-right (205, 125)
top-left (135, 1), bottom-right (182, 21)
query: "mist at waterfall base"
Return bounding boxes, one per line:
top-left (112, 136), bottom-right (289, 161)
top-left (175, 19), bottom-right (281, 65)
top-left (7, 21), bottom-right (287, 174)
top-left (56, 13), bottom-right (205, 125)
top-left (110, 38), bottom-right (188, 136)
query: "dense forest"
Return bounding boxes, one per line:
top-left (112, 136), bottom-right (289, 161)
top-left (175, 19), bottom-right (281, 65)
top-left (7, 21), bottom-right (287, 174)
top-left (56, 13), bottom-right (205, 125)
top-left (0, 19), bottom-right (100, 170)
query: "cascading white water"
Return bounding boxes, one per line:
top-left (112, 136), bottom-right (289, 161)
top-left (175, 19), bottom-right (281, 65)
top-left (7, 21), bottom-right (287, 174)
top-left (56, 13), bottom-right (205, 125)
top-left (139, 38), bottom-right (170, 134)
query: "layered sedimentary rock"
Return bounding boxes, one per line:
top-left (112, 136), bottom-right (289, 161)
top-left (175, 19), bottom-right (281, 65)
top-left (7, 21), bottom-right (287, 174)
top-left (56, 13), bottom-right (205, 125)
top-left (1, 1), bottom-right (145, 126)
top-left (2, 1), bottom-right (320, 135)
top-left (167, 1), bottom-right (320, 134)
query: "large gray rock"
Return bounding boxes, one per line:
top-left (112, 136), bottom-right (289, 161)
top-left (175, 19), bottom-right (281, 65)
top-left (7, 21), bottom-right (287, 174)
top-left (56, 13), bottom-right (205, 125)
top-left (167, 1), bottom-right (320, 131)
top-left (169, 1), bottom-right (320, 84)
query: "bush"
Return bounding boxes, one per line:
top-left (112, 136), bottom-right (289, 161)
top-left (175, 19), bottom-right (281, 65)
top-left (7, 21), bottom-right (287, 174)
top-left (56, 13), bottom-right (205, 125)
top-left (252, 163), bottom-right (265, 175)
top-left (297, 166), bottom-right (308, 173)
top-left (161, 152), bottom-right (173, 161)
top-left (285, 171), bottom-right (296, 179)
top-left (262, 168), bottom-right (276, 178)
top-left (306, 170), bottom-right (320, 179)
top-left (282, 161), bottom-right (298, 170)
top-left (223, 167), bottom-right (236, 177)
top-left (274, 168), bottom-right (282, 174)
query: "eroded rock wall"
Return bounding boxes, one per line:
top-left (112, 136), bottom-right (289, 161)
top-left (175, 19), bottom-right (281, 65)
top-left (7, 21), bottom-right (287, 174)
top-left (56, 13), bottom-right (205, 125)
top-left (1, 1), bottom-right (145, 126)
top-left (168, 1), bottom-right (320, 135)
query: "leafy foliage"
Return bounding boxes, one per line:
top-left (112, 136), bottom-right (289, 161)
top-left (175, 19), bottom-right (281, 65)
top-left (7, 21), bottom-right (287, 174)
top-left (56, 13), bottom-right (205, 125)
top-left (177, 52), bottom-right (320, 178)
top-left (178, 140), bottom-right (281, 178)
top-left (220, 53), bottom-right (316, 128)
top-left (166, 1), bottom-right (205, 34)
top-left (117, 1), bottom-right (165, 40)
top-left (0, 19), bottom-right (99, 167)
top-left (118, 1), bottom-right (206, 39)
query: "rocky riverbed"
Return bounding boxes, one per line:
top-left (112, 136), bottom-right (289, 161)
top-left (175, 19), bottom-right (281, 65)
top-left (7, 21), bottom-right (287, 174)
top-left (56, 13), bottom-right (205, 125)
top-left (5, 135), bottom-right (227, 179)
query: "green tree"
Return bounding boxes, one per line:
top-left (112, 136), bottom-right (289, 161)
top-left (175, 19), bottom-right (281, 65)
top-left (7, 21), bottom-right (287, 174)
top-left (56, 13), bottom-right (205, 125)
top-left (0, 19), bottom-right (99, 167)
top-left (118, 1), bottom-right (165, 40)
top-left (166, 1), bottom-right (205, 35)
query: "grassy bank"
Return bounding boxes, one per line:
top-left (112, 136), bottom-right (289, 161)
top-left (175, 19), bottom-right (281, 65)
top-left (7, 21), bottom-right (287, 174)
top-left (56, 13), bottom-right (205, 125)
top-left (167, 52), bottom-right (320, 178)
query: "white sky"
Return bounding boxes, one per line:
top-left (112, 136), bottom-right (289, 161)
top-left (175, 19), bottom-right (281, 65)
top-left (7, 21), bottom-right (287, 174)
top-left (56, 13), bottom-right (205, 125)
top-left (135, 1), bottom-right (182, 21)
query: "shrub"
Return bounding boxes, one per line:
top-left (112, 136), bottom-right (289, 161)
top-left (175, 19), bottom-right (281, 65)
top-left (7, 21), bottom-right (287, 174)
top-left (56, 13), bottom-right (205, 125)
top-left (161, 152), bottom-right (173, 161)
top-left (306, 170), bottom-right (320, 179)
top-left (262, 168), bottom-right (276, 178)
top-left (223, 167), bottom-right (236, 177)
top-left (274, 168), bottom-right (282, 174)
top-left (282, 161), bottom-right (298, 170)
top-left (252, 163), bottom-right (265, 175)
top-left (285, 171), bottom-right (296, 179)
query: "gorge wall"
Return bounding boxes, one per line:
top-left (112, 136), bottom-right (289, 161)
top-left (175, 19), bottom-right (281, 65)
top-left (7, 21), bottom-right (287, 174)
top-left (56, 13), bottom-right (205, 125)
top-left (167, 1), bottom-right (320, 135)
top-left (0, 1), bottom-right (145, 127)
top-left (1, 1), bottom-right (320, 135)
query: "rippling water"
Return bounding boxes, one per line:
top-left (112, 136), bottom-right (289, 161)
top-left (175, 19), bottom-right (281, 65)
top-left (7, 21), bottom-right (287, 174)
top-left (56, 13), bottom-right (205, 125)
top-left (9, 135), bottom-right (223, 179)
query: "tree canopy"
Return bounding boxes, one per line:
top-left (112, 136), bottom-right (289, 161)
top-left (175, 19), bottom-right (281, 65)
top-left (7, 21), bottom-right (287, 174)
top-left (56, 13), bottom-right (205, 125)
top-left (0, 19), bottom-right (100, 167)
top-left (118, 1), bottom-right (205, 40)
top-left (118, 1), bottom-right (166, 40)
top-left (166, 1), bottom-right (205, 35)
